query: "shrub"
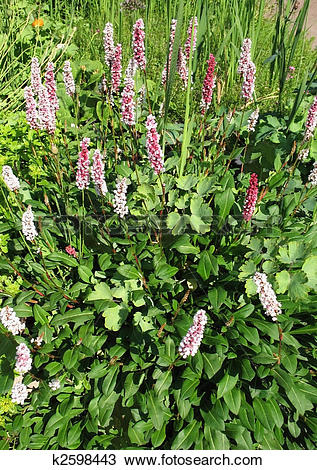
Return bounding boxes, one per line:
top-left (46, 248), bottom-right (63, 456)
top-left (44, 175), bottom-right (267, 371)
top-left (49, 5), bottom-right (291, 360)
top-left (0, 7), bottom-right (316, 451)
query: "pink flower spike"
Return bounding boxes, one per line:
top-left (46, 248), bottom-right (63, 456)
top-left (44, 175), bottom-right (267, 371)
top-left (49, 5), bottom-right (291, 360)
top-left (247, 108), bottom-right (259, 132)
top-left (11, 382), bottom-right (28, 405)
top-left (145, 114), bottom-right (164, 175)
top-left (0, 306), bottom-right (25, 335)
top-left (91, 149), bottom-right (108, 196)
top-left (103, 22), bottom-right (115, 67)
top-left (2, 165), bottom-right (20, 192)
top-left (184, 16), bottom-right (198, 60)
top-left (241, 60), bottom-right (256, 101)
top-left (113, 177), bottom-right (129, 218)
top-left (112, 44), bottom-right (122, 94)
top-left (24, 86), bottom-right (39, 130)
top-left (31, 57), bottom-right (42, 95)
top-left (177, 48), bottom-right (188, 89)
top-left (65, 245), bottom-right (78, 258)
top-left (179, 309), bottom-right (208, 359)
top-left (308, 161), bottom-right (317, 186)
top-left (304, 96), bottom-right (317, 141)
top-left (237, 38), bottom-right (252, 76)
top-left (22, 206), bottom-right (38, 242)
top-left (132, 18), bottom-right (146, 71)
top-left (63, 61), bottom-right (75, 97)
top-left (15, 343), bottom-right (32, 375)
top-left (45, 62), bottom-right (59, 113)
top-left (162, 19), bottom-right (177, 86)
top-left (121, 75), bottom-right (136, 126)
top-left (201, 53), bottom-right (216, 115)
top-left (76, 138), bottom-right (90, 190)
top-left (243, 173), bottom-right (258, 222)
top-left (253, 272), bottom-right (281, 322)
top-left (38, 85), bottom-right (56, 134)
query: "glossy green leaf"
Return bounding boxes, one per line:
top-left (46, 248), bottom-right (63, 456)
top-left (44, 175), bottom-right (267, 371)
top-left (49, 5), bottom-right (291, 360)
top-left (171, 421), bottom-right (200, 450)
top-left (217, 372), bottom-right (238, 399)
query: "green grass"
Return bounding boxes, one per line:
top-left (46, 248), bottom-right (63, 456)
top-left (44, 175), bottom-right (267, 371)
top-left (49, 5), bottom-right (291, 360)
top-left (0, 0), bottom-right (316, 117)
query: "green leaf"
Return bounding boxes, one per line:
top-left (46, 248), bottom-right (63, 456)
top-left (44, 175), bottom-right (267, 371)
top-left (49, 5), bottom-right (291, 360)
top-left (288, 272), bottom-right (309, 301)
top-left (302, 256), bottom-right (317, 289)
top-left (98, 392), bottom-right (120, 427)
top-left (102, 366), bottom-right (119, 397)
top-left (208, 287), bottom-right (227, 310)
top-left (271, 369), bottom-right (313, 415)
top-left (275, 270), bottom-right (291, 294)
top-left (266, 399), bottom-right (284, 428)
top-left (260, 432), bottom-right (283, 450)
top-left (63, 349), bottom-right (79, 369)
top-left (51, 309), bottom-right (94, 327)
top-left (214, 189), bottom-right (234, 227)
top-left (155, 263), bottom-right (178, 279)
top-left (197, 251), bottom-right (212, 280)
top-left (33, 304), bottom-right (49, 325)
top-left (189, 214), bottom-right (210, 234)
top-left (171, 421), bottom-right (200, 450)
top-left (78, 265), bottom-right (93, 283)
top-left (170, 235), bottom-right (199, 254)
top-left (240, 359), bottom-right (255, 381)
top-left (245, 278), bottom-right (257, 296)
top-left (176, 175), bottom-right (198, 190)
top-left (286, 386), bottom-right (313, 415)
top-left (252, 319), bottom-right (279, 340)
top-left (197, 250), bottom-right (218, 280)
top-left (146, 390), bottom-right (164, 430)
top-left (45, 409), bottom-right (81, 438)
top-left (204, 427), bottom-right (230, 450)
top-left (117, 265), bottom-right (140, 280)
top-left (88, 362), bottom-right (109, 379)
top-left (253, 398), bottom-right (273, 430)
top-left (46, 253), bottom-right (78, 267)
top-left (223, 388), bottom-right (241, 415)
top-left (166, 212), bottom-right (186, 235)
top-left (165, 336), bottom-right (175, 360)
top-left (154, 370), bottom-right (172, 398)
top-left (235, 304), bottom-right (254, 319)
top-left (124, 372), bottom-right (145, 401)
top-left (288, 419), bottom-right (301, 438)
top-left (103, 304), bottom-right (129, 331)
top-left (290, 325), bottom-right (317, 335)
top-left (180, 378), bottom-right (200, 400)
top-left (86, 282), bottom-right (112, 301)
top-left (197, 177), bottom-right (213, 196)
top-left (128, 422), bottom-right (147, 445)
top-left (237, 323), bottom-right (259, 345)
top-left (0, 333), bottom-right (17, 360)
top-left (0, 358), bottom-right (14, 394)
top-left (202, 353), bottom-right (224, 379)
top-left (200, 406), bottom-right (225, 431)
top-left (98, 253), bottom-right (111, 271)
top-left (67, 421), bottom-right (81, 449)
top-left (151, 424), bottom-right (166, 448)
top-left (137, 183), bottom-right (155, 202)
top-left (217, 372), bottom-right (238, 398)
top-left (271, 368), bottom-right (293, 390)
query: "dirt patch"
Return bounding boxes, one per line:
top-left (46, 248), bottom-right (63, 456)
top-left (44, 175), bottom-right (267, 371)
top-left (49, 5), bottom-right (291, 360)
top-left (297, 0), bottom-right (317, 47)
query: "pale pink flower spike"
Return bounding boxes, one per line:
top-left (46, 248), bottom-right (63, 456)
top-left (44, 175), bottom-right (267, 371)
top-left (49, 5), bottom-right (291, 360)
top-left (179, 309), bottom-right (208, 359)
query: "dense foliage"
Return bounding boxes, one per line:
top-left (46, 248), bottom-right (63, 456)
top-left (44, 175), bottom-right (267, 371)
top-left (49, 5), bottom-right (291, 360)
top-left (0, 0), bottom-right (317, 451)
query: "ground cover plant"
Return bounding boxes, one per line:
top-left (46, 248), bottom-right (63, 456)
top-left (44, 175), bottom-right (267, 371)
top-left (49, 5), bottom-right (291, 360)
top-left (0, 0), bottom-right (317, 451)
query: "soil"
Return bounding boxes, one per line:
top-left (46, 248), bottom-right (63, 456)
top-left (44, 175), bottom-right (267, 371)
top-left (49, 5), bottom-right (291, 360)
top-left (294, 0), bottom-right (317, 47)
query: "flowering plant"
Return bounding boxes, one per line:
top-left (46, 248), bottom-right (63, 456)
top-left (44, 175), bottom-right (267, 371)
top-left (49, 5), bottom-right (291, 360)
top-left (0, 10), bottom-right (316, 452)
